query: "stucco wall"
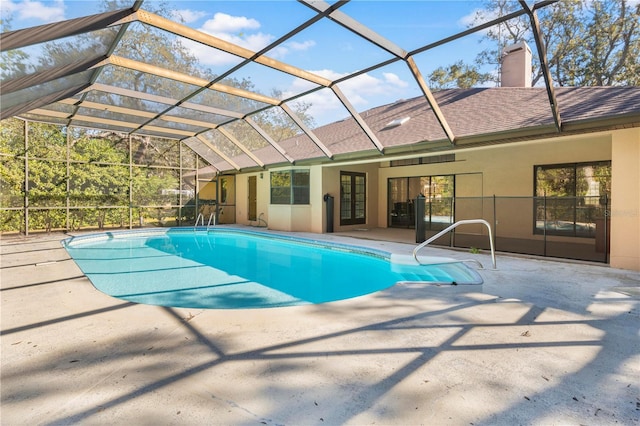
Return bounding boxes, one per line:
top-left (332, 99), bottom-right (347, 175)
top-left (246, 165), bottom-right (322, 232)
top-left (235, 172), bottom-right (270, 226)
top-left (230, 133), bottom-right (613, 233)
top-left (215, 129), bottom-right (639, 270)
top-left (377, 134), bottom-right (611, 197)
top-left (199, 181), bottom-right (216, 200)
top-left (321, 163), bottom-right (380, 233)
top-left (610, 128), bottom-right (640, 270)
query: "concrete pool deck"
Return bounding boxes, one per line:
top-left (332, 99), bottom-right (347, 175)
top-left (1, 227), bottom-right (639, 425)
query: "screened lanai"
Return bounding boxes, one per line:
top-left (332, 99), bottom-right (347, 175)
top-left (2, 0), bottom-right (639, 235)
top-left (2, 0), bottom-right (568, 167)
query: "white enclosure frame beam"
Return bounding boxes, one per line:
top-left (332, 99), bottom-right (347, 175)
top-left (406, 56), bottom-right (456, 144)
top-left (244, 117), bottom-right (295, 164)
top-left (195, 135), bottom-right (241, 171)
top-left (280, 103), bottom-right (333, 159)
top-left (331, 84), bottom-right (385, 152)
top-left (215, 127), bottom-right (266, 168)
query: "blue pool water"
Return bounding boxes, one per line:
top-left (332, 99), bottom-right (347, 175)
top-left (62, 228), bottom-right (482, 309)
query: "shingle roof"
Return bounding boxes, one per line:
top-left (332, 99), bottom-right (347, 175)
top-left (303, 86), bottom-right (640, 149)
top-left (211, 86), bottom-right (640, 171)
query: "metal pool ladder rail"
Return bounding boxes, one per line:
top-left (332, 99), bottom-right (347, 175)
top-left (194, 212), bottom-right (216, 231)
top-left (413, 219), bottom-right (496, 269)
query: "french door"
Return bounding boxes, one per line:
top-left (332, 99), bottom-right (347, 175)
top-left (340, 172), bottom-right (366, 225)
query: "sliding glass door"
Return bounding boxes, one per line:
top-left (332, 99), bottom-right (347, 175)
top-left (388, 175), bottom-right (454, 229)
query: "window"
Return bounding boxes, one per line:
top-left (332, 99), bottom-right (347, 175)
top-left (390, 154), bottom-right (455, 167)
top-left (270, 170), bottom-right (310, 205)
top-left (534, 161), bottom-right (610, 237)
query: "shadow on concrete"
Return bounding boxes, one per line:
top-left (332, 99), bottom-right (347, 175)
top-left (1, 233), bottom-right (638, 425)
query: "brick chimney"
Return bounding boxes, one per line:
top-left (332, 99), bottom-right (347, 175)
top-left (500, 41), bottom-right (532, 87)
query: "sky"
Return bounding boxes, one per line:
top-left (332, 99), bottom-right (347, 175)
top-left (1, 0), bottom-right (500, 126)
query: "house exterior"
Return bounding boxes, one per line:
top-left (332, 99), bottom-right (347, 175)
top-left (219, 93), bottom-right (638, 271)
top-left (204, 48), bottom-right (640, 271)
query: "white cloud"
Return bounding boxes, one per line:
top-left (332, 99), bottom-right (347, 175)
top-left (287, 88), bottom-right (350, 126)
top-left (283, 74), bottom-right (321, 95)
top-left (383, 72), bottom-right (408, 88)
top-left (179, 38), bottom-right (242, 67)
top-left (269, 39), bottom-right (315, 60)
top-left (170, 9), bottom-right (207, 24)
top-left (307, 69), bottom-right (347, 81)
top-left (458, 8), bottom-right (480, 28)
top-left (201, 12), bottom-right (260, 34)
top-left (340, 74), bottom-right (388, 106)
top-left (181, 30), bottom-right (274, 66)
top-left (181, 11), bottom-right (316, 67)
top-left (180, 12), bottom-right (277, 66)
top-left (1, 0), bottom-right (65, 24)
top-left (288, 40), bottom-right (316, 51)
top-left (0, 1), bottom-right (18, 14)
top-left (239, 32), bottom-right (274, 51)
top-left (340, 72), bottom-right (409, 104)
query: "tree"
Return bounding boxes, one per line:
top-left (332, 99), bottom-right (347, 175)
top-left (0, 118), bottom-right (26, 232)
top-left (428, 60), bottom-right (492, 90)
top-left (19, 122), bottom-right (67, 231)
top-left (437, 0), bottom-right (640, 88)
top-left (532, 0), bottom-right (639, 86)
top-left (0, 17), bottom-right (29, 80)
top-left (578, 1), bottom-right (640, 85)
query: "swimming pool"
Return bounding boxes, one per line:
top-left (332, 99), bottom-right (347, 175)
top-left (62, 228), bottom-right (483, 309)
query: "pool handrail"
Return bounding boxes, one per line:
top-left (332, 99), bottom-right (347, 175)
top-left (194, 213), bottom-right (204, 230)
top-left (194, 212), bottom-right (216, 231)
top-left (413, 219), bottom-right (496, 269)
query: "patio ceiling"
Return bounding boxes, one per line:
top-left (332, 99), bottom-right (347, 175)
top-left (1, 0), bottom-right (563, 173)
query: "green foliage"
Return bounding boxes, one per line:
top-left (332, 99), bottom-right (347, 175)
top-left (0, 119), bottom-right (25, 211)
top-left (253, 89), bottom-right (316, 141)
top-left (0, 17), bottom-right (29, 80)
top-left (0, 118), bottom-right (197, 233)
top-left (428, 61), bottom-right (492, 90)
top-left (577, 1), bottom-right (640, 86)
top-left (536, 163), bottom-right (611, 198)
top-left (0, 118), bottom-right (25, 154)
top-left (536, 166), bottom-right (575, 197)
top-left (0, 155), bottom-right (24, 208)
